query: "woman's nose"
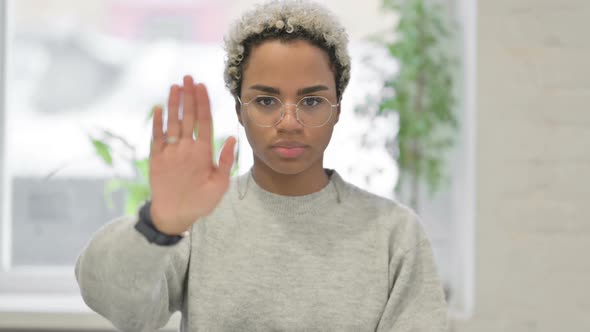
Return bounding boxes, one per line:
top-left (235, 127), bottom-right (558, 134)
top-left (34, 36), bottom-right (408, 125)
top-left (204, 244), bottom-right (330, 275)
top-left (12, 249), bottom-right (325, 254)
top-left (276, 104), bottom-right (303, 129)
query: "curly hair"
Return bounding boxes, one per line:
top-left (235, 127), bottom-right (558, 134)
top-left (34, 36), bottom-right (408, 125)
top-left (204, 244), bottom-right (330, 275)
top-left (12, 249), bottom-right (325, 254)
top-left (223, 0), bottom-right (351, 101)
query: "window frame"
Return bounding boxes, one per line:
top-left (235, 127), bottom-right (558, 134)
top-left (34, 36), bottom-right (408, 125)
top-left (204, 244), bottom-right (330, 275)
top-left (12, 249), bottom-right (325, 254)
top-left (448, 0), bottom-right (477, 320)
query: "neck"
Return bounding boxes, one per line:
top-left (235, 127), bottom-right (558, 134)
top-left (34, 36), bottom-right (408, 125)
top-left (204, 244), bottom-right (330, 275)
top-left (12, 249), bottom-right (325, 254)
top-left (251, 157), bottom-right (330, 196)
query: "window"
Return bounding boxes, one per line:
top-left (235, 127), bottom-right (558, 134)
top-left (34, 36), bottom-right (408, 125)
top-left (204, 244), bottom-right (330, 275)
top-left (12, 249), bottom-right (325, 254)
top-left (0, 0), bottom-right (476, 327)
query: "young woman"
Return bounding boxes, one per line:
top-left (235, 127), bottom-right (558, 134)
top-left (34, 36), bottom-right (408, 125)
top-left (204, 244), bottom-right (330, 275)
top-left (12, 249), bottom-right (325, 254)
top-left (75, 1), bottom-right (449, 331)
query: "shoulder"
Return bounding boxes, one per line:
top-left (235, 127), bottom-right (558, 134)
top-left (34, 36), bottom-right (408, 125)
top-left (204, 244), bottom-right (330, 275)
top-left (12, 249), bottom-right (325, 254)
top-left (335, 170), bottom-right (414, 218)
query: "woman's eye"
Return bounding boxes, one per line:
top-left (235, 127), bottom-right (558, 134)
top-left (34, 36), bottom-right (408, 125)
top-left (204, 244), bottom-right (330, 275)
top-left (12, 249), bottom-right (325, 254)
top-left (303, 97), bottom-right (322, 107)
top-left (256, 97), bottom-right (276, 106)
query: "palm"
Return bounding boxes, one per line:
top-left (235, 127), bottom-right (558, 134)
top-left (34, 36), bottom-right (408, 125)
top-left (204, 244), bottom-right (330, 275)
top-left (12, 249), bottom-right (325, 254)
top-left (148, 76), bottom-right (236, 235)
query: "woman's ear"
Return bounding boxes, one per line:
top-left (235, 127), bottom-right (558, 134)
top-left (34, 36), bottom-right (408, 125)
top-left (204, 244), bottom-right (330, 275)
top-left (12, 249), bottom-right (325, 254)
top-left (334, 105), bottom-right (341, 124)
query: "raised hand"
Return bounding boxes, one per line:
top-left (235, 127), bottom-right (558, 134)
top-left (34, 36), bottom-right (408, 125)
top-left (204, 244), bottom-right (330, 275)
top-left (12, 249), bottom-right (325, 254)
top-left (148, 75), bottom-right (236, 235)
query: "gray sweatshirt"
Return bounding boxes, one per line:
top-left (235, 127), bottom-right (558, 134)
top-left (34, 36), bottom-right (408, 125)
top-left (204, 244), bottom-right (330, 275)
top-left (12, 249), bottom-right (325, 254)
top-left (75, 169), bottom-right (449, 331)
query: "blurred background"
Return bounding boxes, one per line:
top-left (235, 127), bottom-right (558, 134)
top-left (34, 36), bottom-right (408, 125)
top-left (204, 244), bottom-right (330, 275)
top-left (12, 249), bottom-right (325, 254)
top-left (0, 0), bottom-right (588, 331)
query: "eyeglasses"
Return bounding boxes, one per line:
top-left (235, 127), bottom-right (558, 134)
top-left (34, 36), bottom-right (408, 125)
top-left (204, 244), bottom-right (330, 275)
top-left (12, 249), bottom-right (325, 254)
top-left (237, 95), bottom-right (339, 128)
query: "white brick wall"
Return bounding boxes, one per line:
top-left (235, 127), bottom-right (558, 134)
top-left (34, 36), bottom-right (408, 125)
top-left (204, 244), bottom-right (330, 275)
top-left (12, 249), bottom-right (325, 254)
top-left (453, 0), bottom-right (590, 331)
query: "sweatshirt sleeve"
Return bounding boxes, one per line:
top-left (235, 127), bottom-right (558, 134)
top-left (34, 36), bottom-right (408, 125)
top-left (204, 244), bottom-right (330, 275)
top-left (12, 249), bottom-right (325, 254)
top-left (375, 208), bottom-right (450, 332)
top-left (75, 215), bottom-right (191, 331)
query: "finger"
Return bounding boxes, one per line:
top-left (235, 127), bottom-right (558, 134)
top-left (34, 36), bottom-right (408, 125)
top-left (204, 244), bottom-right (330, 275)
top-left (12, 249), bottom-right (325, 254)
top-left (182, 81), bottom-right (196, 141)
top-left (151, 105), bottom-right (164, 155)
top-left (182, 75), bottom-right (196, 140)
top-left (215, 136), bottom-right (237, 179)
top-left (167, 85), bottom-right (181, 139)
top-left (195, 83), bottom-right (213, 144)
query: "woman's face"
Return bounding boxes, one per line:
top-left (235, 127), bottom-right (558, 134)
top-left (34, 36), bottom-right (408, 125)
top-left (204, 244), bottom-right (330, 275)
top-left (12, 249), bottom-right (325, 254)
top-left (237, 39), bottom-right (340, 175)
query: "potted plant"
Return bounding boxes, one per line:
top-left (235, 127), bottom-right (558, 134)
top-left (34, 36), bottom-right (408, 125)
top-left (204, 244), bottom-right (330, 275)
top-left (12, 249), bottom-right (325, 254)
top-left (358, 0), bottom-right (460, 211)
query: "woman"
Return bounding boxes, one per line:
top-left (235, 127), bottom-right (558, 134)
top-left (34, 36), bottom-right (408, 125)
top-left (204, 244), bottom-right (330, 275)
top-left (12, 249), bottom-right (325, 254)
top-left (75, 1), bottom-right (449, 331)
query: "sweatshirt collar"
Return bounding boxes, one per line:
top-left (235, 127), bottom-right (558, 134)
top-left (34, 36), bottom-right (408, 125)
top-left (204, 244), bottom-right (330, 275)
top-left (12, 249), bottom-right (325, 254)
top-left (234, 167), bottom-right (344, 218)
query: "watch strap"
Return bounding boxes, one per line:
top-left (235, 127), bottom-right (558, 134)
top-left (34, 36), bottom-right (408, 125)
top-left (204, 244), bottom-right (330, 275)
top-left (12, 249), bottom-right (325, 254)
top-left (134, 200), bottom-right (185, 246)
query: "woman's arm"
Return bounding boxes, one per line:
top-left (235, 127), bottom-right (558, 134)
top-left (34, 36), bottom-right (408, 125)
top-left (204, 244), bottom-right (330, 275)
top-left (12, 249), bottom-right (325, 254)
top-left (375, 209), bottom-right (450, 332)
top-left (75, 215), bottom-right (191, 331)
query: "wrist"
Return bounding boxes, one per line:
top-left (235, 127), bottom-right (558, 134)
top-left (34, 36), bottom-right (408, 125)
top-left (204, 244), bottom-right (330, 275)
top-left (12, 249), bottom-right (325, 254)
top-left (149, 203), bottom-right (191, 236)
top-left (135, 200), bottom-right (187, 246)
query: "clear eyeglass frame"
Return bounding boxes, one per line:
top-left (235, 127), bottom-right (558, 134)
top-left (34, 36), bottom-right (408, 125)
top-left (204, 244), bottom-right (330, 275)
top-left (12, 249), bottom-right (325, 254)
top-left (236, 94), bottom-right (340, 128)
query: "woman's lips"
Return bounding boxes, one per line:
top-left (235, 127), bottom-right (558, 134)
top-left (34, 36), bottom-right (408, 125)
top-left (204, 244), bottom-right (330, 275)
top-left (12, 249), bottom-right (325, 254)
top-left (272, 146), bottom-right (306, 158)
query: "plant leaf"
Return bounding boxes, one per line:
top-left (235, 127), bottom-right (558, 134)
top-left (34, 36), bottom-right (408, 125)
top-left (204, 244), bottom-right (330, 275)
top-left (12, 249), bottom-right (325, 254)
top-left (134, 158), bottom-right (150, 183)
top-left (91, 138), bottom-right (113, 166)
top-left (125, 183), bottom-right (151, 217)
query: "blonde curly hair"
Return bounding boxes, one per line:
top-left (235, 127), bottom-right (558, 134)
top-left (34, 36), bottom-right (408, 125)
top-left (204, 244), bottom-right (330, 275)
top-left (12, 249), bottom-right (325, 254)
top-left (223, 0), bottom-right (351, 101)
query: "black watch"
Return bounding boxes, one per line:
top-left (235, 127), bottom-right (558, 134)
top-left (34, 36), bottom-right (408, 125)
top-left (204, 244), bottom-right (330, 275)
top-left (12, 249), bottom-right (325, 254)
top-left (134, 200), bottom-right (185, 246)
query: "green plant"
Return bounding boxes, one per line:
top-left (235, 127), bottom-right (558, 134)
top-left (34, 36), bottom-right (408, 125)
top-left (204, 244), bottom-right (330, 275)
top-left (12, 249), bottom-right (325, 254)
top-left (90, 106), bottom-right (239, 217)
top-left (358, 0), bottom-right (460, 211)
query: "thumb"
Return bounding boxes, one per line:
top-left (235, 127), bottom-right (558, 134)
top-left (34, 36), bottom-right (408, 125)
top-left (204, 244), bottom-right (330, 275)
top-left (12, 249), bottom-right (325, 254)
top-left (215, 136), bottom-right (237, 179)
